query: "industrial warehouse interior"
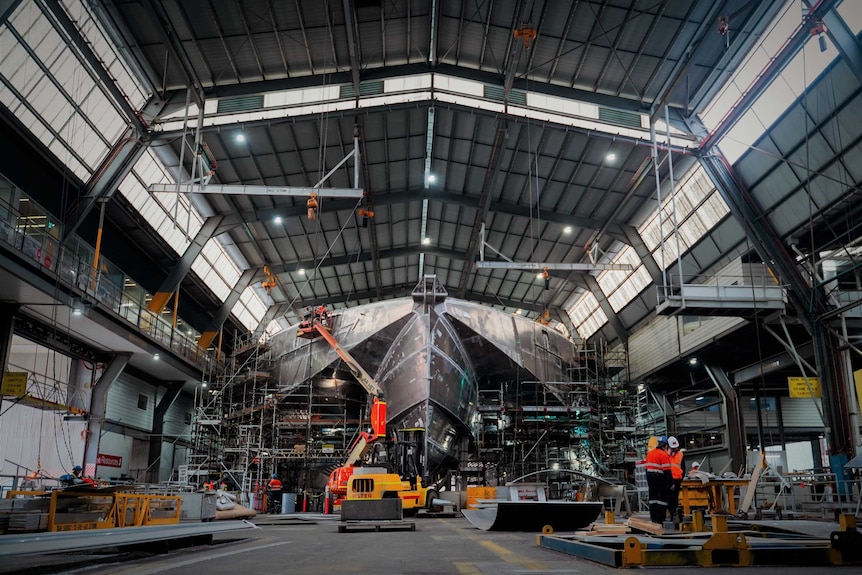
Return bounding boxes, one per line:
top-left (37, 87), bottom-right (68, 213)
top-left (1, 0), bottom-right (862, 572)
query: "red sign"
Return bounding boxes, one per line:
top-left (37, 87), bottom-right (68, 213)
top-left (97, 453), bottom-right (122, 467)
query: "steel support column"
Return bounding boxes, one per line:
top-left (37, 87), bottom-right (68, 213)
top-left (198, 268), bottom-right (259, 349)
top-left (699, 153), bottom-right (851, 457)
top-left (0, 303), bottom-right (18, 373)
top-left (147, 381), bottom-right (184, 483)
top-left (148, 215), bottom-right (225, 314)
top-left (83, 352), bottom-right (131, 475)
top-left (704, 363), bottom-right (748, 473)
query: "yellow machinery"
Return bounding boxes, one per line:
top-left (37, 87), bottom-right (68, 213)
top-left (345, 469), bottom-right (432, 515)
top-left (3, 489), bottom-right (181, 533)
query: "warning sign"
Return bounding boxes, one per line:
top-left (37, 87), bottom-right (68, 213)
top-left (1, 372), bottom-right (27, 397)
top-left (788, 376), bottom-right (821, 398)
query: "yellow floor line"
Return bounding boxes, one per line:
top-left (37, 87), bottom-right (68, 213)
top-left (479, 540), bottom-right (546, 570)
top-left (454, 561), bottom-right (483, 575)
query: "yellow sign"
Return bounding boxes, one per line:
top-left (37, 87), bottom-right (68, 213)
top-left (788, 376), bottom-right (821, 398)
top-left (1, 372), bottom-right (28, 396)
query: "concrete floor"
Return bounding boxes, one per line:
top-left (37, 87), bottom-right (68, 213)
top-left (2, 514), bottom-right (861, 575)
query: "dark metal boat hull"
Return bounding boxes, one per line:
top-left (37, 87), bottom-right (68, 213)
top-left (462, 501), bottom-right (603, 532)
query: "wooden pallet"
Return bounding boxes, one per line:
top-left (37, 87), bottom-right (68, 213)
top-left (338, 520), bottom-right (416, 533)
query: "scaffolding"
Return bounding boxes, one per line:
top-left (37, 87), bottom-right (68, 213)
top-left (190, 330), bottom-right (355, 508)
top-left (475, 341), bottom-right (636, 487)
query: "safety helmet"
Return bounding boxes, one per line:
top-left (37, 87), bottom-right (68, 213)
top-left (667, 436), bottom-right (680, 449)
top-left (73, 465), bottom-right (83, 471)
top-left (658, 435), bottom-right (668, 445)
top-left (271, 473), bottom-right (278, 479)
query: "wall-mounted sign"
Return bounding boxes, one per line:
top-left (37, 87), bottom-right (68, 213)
top-left (322, 444), bottom-right (335, 454)
top-left (1, 372), bottom-right (27, 396)
top-left (97, 453), bottom-right (123, 467)
top-left (788, 376), bottom-right (821, 398)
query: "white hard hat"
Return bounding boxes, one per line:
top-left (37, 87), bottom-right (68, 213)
top-left (667, 436), bottom-right (680, 449)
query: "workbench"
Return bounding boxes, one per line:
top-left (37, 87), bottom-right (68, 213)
top-left (679, 479), bottom-right (750, 515)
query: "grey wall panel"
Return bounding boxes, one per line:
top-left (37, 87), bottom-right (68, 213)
top-left (164, 393), bottom-right (194, 438)
top-left (680, 316), bottom-right (746, 355)
top-left (778, 397), bottom-right (825, 428)
top-left (628, 316), bottom-right (680, 381)
top-left (106, 373), bottom-right (155, 432)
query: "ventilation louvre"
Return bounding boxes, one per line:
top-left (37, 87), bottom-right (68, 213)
top-left (340, 81), bottom-right (385, 99)
top-left (598, 107), bottom-right (643, 128)
top-left (217, 95), bottom-right (265, 114)
top-left (483, 85), bottom-right (527, 105)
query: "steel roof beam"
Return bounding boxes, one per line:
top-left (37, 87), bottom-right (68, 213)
top-left (267, 245), bottom-right (464, 276)
top-left (63, 126), bottom-right (147, 241)
top-left (581, 273), bottom-right (628, 344)
top-left (198, 268), bottom-right (260, 350)
top-left (154, 61), bottom-right (686, 120)
top-left (148, 215), bottom-right (225, 315)
top-left (342, 0), bottom-right (362, 98)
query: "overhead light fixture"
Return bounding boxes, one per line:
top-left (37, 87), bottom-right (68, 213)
top-left (298, 268), bottom-right (305, 275)
top-left (427, 174), bottom-right (436, 184)
top-left (606, 152), bottom-right (616, 162)
top-left (235, 133), bottom-right (246, 143)
top-left (202, 382), bottom-right (208, 388)
top-left (153, 353), bottom-right (160, 361)
top-left (563, 226), bottom-right (572, 234)
top-left (274, 216), bottom-right (283, 224)
top-left (422, 237), bottom-right (431, 245)
top-left (696, 396), bottom-right (704, 401)
top-left (689, 357), bottom-right (697, 365)
top-left (72, 307), bottom-right (83, 316)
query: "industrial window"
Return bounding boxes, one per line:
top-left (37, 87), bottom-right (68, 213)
top-left (137, 394), bottom-right (148, 410)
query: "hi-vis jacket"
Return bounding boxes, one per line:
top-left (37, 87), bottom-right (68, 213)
top-left (645, 447), bottom-right (671, 474)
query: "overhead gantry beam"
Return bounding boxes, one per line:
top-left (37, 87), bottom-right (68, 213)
top-left (147, 183), bottom-right (363, 198)
top-left (476, 262), bottom-right (632, 272)
top-left (811, 0), bottom-right (862, 86)
top-left (285, 286), bottom-right (547, 314)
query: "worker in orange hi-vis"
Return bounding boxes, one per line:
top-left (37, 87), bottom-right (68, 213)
top-left (267, 474), bottom-right (283, 513)
top-left (645, 436), bottom-right (672, 524)
top-left (666, 436), bottom-right (685, 525)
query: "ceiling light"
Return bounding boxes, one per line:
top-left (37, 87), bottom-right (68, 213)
top-left (696, 396), bottom-right (704, 401)
top-left (72, 307), bottom-right (83, 316)
top-left (235, 133), bottom-right (246, 143)
top-left (298, 268), bottom-right (305, 275)
top-left (689, 357), bottom-right (697, 365)
top-left (202, 382), bottom-right (208, 388)
top-left (563, 226), bottom-right (572, 234)
top-left (274, 216), bottom-right (283, 224)
top-left (422, 237), bottom-right (431, 245)
top-left (427, 174), bottom-right (436, 184)
top-left (606, 152), bottom-right (616, 162)
top-left (153, 353), bottom-right (160, 361)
